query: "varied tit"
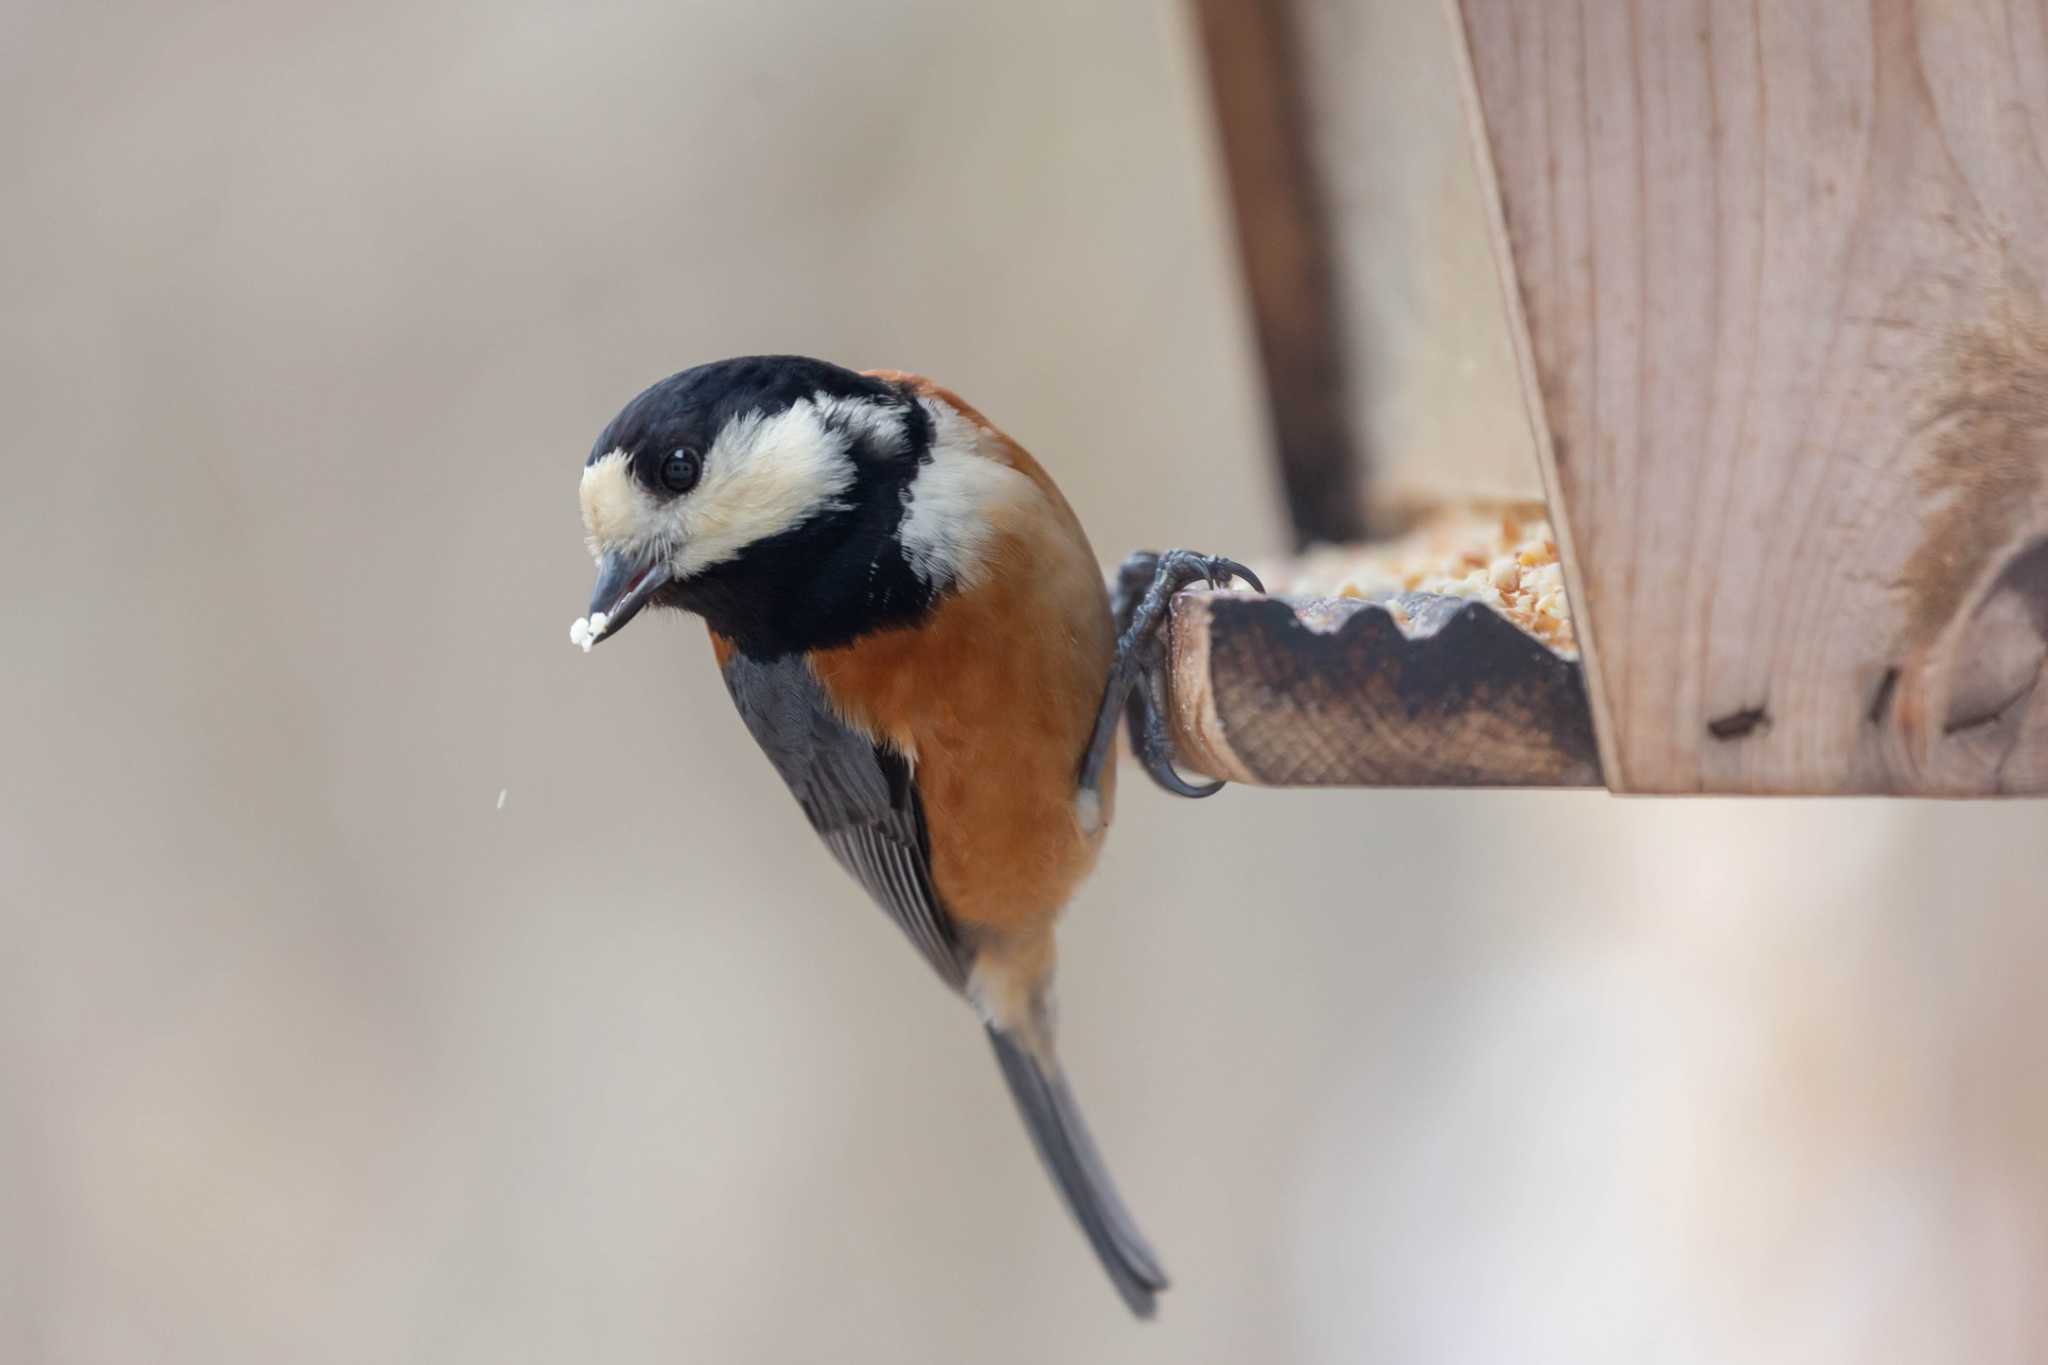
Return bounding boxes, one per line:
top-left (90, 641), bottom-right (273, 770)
top-left (570, 355), bottom-right (1259, 1316)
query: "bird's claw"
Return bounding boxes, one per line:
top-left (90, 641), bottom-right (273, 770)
top-left (1201, 555), bottom-right (1265, 595)
top-left (1084, 547), bottom-right (1265, 802)
top-left (1112, 550), bottom-right (1264, 631)
top-left (1131, 681), bottom-right (1223, 798)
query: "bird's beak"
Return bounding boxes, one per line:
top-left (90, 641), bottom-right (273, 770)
top-left (572, 549), bottom-right (672, 651)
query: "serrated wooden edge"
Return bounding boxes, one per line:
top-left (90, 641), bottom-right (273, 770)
top-left (1166, 591), bottom-right (1603, 788)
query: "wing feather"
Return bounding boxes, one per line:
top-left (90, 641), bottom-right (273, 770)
top-left (722, 652), bottom-right (966, 991)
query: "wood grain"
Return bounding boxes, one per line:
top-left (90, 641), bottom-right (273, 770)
top-left (1166, 590), bottom-right (1602, 788)
top-left (1451, 0), bottom-right (2048, 793)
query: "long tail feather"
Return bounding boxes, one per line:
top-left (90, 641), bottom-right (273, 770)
top-left (986, 1026), bottom-right (1168, 1317)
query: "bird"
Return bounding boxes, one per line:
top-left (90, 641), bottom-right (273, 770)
top-left (568, 355), bottom-right (1260, 1316)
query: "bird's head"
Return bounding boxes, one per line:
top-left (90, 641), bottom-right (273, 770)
top-left (572, 355), bottom-right (943, 657)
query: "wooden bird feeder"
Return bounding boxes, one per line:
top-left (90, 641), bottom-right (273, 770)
top-left (1175, 0), bottom-right (2048, 796)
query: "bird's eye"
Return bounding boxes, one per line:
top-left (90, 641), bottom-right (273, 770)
top-left (659, 447), bottom-right (702, 494)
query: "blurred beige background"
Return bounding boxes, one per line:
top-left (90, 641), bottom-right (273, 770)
top-left (3, 2), bottom-right (2045, 1362)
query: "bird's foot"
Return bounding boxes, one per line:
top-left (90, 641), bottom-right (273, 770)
top-left (1077, 549), bottom-right (1265, 807)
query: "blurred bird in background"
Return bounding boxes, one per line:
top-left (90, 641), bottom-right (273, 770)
top-left (570, 355), bottom-right (1260, 1315)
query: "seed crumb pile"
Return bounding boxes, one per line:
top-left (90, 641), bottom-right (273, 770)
top-left (1268, 506), bottom-right (1579, 657)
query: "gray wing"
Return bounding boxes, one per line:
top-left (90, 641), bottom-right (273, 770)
top-left (721, 652), bottom-right (967, 992)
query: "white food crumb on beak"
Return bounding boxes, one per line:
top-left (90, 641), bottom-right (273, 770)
top-left (496, 788), bottom-right (507, 810)
top-left (589, 610), bottom-right (609, 638)
top-left (569, 617), bottom-right (594, 652)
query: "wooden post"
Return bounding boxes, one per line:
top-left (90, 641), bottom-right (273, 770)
top-left (1450, 0), bottom-right (2048, 794)
top-left (1189, 0), bottom-right (1368, 548)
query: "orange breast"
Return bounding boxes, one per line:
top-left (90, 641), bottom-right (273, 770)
top-left (806, 384), bottom-right (1117, 934)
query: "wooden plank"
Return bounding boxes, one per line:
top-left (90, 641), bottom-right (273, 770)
top-left (1188, 0), bottom-right (1367, 547)
top-left (1291, 0), bottom-right (1547, 508)
top-left (1450, 0), bottom-right (2048, 794)
top-left (1166, 590), bottom-right (1601, 788)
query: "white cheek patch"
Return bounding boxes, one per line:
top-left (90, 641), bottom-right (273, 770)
top-left (897, 398), bottom-right (1034, 590)
top-left (577, 401), bottom-right (864, 582)
top-left (669, 402), bottom-right (858, 578)
top-left (579, 450), bottom-right (658, 556)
